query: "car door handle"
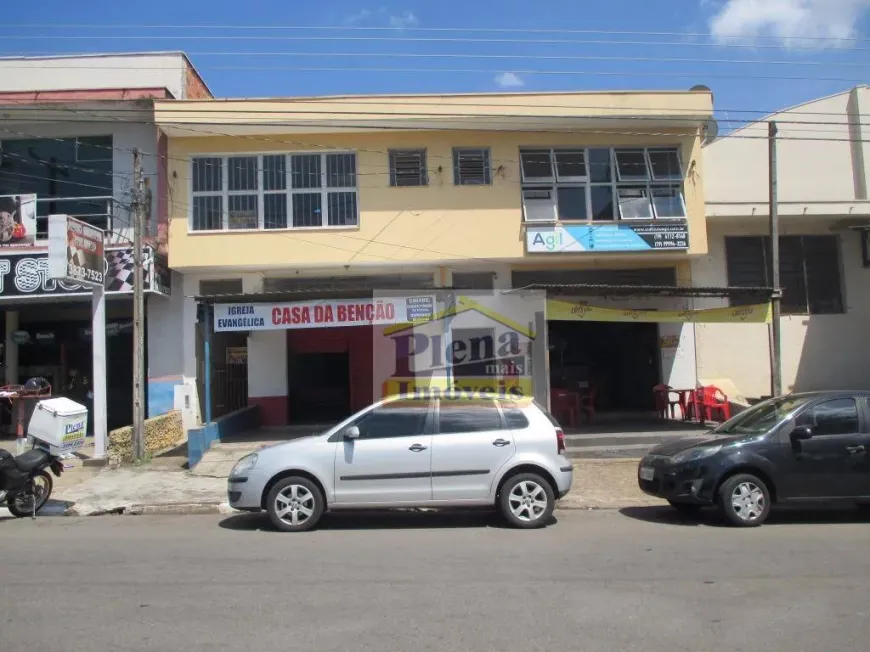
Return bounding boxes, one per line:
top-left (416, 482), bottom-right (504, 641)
top-left (492, 439), bottom-right (511, 447)
top-left (846, 445), bottom-right (866, 455)
top-left (408, 444), bottom-right (428, 452)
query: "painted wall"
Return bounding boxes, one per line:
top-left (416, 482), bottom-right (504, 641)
top-left (146, 271), bottom-right (185, 417)
top-left (0, 54), bottom-right (191, 99)
top-left (247, 329), bottom-right (288, 426)
top-left (162, 91), bottom-right (712, 271)
top-left (697, 86), bottom-right (870, 401)
top-left (706, 87), bottom-right (870, 209)
top-left (692, 220), bottom-right (869, 401)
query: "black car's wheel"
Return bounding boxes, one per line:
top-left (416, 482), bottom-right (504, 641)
top-left (7, 471), bottom-right (53, 518)
top-left (718, 473), bottom-right (771, 527)
top-left (266, 476), bottom-right (324, 532)
top-left (667, 500), bottom-right (703, 516)
top-left (498, 473), bottom-right (555, 529)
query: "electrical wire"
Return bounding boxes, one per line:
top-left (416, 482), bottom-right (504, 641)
top-left (3, 35), bottom-right (869, 51)
top-left (3, 50), bottom-right (869, 69)
top-left (3, 24), bottom-right (866, 43)
top-left (2, 95), bottom-right (865, 122)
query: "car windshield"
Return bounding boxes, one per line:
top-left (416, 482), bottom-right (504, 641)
top-left (711, 396), bottom-right (810, 436)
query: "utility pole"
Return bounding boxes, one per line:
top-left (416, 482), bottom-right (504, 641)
top-left (132, 149), bottom-right (146, 462)
top-left (768, 121), bottom-right (783, 398)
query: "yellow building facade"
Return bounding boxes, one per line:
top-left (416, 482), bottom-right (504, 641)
top-left (156, 90), bottom-right (714, 426)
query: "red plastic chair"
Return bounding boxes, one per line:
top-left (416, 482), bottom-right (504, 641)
top-left (652, 384), bottom-right (683, 419)
top-left (700, 386), bottom-right (731, 423)
top-left (579, 387), bottom-right (597, 424)
top-left (551, 388), bottom-right (579, 428)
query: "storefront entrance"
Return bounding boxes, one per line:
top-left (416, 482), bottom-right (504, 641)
top-left (2, 311), bottom-right (134, 432)
top-left (548, 320), bottom-right (660, 414)
top-left (288, 352), bottom-right (351, 423)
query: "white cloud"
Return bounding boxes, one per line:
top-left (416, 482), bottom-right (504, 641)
top-left (388, 10), bottom-right (419, 29)
top-left (708, 0), bottom-right (870, 46)
top-left (346, 8), bottom-right (420, 30)
top-left (345, 9), bottom-right (372, 25)
top-left (494, 72), bottom-right (525, 88)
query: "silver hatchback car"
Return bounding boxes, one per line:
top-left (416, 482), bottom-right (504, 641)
top-left (228, 395), bottom-right (574, 532)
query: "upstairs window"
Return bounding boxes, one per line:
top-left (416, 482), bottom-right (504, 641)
top-left (389, 149), bottom-right (428, 187)
top-left (725, 235), bottom-right (844, 315)
top-left (190, 152), bottom-right (358, 231)
top-left (520, 146), bottom-right (685, 222)
top-left (453, 148), bottom-right (491, 186)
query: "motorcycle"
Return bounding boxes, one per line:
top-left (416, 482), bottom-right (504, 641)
top-left (0, 445), bottom-right (65, 519)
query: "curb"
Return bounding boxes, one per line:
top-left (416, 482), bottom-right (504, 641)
top-left (63, 501), bottom-right (237, 517)
top-left (3, 500), bottom-right (650, 518)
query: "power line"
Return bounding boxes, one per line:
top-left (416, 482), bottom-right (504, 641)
top-left (3, 95), bottom-right (865, 121)
top-left (5, 102), bottom-right (867, 131)
top-left (3, 23), bottom-right (865, 42)
top-left (3, 35), bottom-right (868, 51)
top-left (5, 50), bottom-right (870, 69)
top-left (0, 64), bottom-right (863, 83)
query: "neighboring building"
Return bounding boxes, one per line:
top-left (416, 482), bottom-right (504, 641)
top-left (0, 52), bottom-right (211, 431)
top-left (695, 85), bottom-right (870, 401)
top-left (156, 90), bottom-right (714, 428)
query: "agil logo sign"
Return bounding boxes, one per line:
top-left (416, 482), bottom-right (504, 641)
top-left (531, 231), bottom-right (564, 251)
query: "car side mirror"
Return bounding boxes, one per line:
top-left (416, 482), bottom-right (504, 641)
top-left (791, 425), bottom-right (814, 441)
top-left (343, 425), bottom-right (360, 440)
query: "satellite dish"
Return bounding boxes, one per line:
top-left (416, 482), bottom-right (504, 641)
top-left (703, 118), bottom-right (720, 145)
top-left (690, 84), bottom-right (712, 92)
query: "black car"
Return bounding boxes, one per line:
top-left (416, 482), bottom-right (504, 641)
top-left (638, 391), bottom-right (870, 527)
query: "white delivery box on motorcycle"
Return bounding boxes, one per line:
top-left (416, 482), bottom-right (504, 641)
top-left (27, 397), bottom-right (89, 455)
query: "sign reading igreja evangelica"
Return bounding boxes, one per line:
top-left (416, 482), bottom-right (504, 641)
top-left (372, 289), bottom-right (546, 402)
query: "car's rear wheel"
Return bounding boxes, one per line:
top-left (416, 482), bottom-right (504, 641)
top-left (498, 473), bottom-right (554, 529)
top-left (266, 477), bottom-right (324, 532)
top-left (718, 474), bottom-right (770, 527)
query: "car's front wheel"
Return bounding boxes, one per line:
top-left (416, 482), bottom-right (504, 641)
top-left (498, 473), bottom-right (555, 529)
top-left (266, 476), bottom-right (324, 532)
top-left (718, 473), bottom-right (771, 527)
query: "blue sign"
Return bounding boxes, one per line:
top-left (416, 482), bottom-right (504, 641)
top-left (526, 221), bottom-right (689, 253)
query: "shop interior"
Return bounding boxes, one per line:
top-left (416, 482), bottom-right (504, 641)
top-left (548, 320), bottom-right (661, 415)
top-left (1, 303), bottom-right (134, 433)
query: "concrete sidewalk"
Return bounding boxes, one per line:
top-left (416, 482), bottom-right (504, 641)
top-left (0, 458), bottom-right (662, 517)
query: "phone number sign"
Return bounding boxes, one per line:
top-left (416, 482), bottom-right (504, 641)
top-left (47, 215), bottom-right (105, 287)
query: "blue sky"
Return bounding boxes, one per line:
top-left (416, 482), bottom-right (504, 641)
top-left (3, 0), bottom-right (869, 121)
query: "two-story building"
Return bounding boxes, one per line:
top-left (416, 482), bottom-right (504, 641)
top-left (0, 52), bottom-right (210, 432)
top-left (695, 85), bottom-right (870, 402)
top-left (157, 90), bottom-right (718, 428)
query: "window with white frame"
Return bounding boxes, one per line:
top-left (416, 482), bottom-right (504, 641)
top-left (190, 152), bottom-right (358, 231)
top-left (519, 147), bottom-right (685, 223)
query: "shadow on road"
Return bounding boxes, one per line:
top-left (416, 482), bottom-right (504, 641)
top-left (620, 504), bottom-right (870, 527)
top-left (219, 509), bottom-right (558, 532)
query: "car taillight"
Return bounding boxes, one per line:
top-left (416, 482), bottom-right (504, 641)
top-left (556, 428), bottom-right (566, 454)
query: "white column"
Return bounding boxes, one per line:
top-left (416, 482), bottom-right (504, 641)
top-left (4, 309), bottom-right (19, 386)
top-left (91, 286), bottom-right (108, 458)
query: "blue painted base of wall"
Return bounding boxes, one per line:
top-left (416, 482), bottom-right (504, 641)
top-left (188, 405), bottom-right (261, 469)
top-left (148, 378), bottom-right (182, 418)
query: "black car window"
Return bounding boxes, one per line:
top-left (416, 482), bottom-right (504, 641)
top-left (502, 404), bottom-right (530, 429)
top-left (713, 395), bottom-right (810, 436)
top-left (799, 398), bottom-right (860, 436)
top-left (438, 400), bottom-right (502, 434)
top-left (353, 400), bottom-right (429, 439)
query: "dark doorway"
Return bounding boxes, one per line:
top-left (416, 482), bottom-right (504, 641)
top-left (548, 321), bottom-right (660, 413)
top-left (288, 352), bottom-right (351, 423)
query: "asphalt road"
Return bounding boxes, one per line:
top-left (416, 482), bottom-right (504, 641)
top-left (1, 507), bottom-right (869, 652)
